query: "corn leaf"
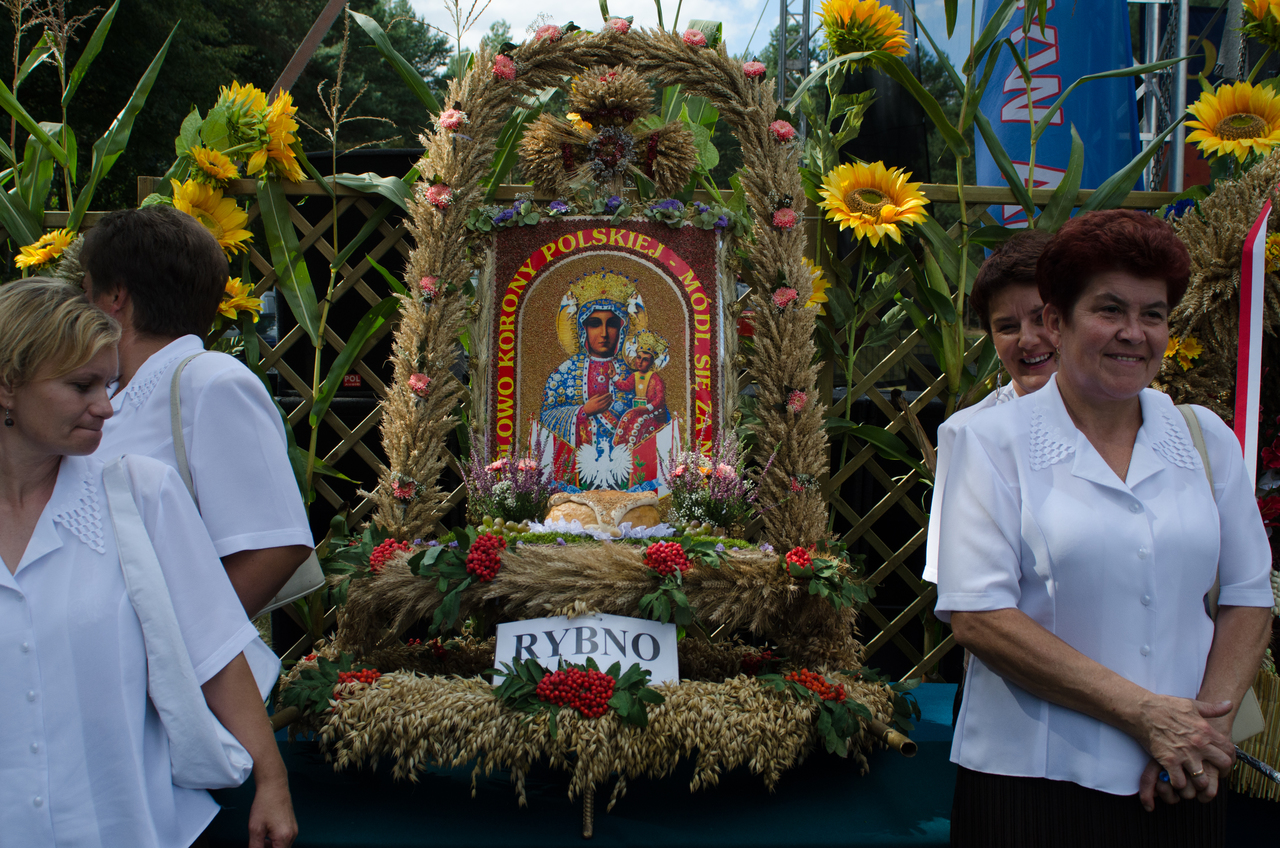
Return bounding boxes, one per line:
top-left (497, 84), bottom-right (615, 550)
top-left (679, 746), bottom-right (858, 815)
top-left (1035, 124), bottom-right (1084, 232)
top-left (259, 177), bottom-right (322, 345)
top-left (64, 0), bottom-right (119, 107)
top-left (351, 10), bottom-right (441, 115)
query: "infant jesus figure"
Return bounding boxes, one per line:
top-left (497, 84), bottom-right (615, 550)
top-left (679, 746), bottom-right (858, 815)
top-left (612, 330), bottom-right (671, 449)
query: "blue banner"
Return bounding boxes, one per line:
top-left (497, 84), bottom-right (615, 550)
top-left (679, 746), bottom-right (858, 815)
top-left (975, 0), bottom-right (1141, 226)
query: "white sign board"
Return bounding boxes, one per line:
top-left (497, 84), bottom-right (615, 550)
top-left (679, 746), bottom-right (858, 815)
top-left (494, 613), bottom-right (679, 685)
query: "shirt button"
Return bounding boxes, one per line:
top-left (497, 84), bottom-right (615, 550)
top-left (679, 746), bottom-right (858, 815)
top-left (29, 742), bottom-right (38, 754)
top-left (20, 642), bottom-right (30, 652)
top-left (1130, 503), bottom-right (1142, 513)
top-left (1141, 645), bottom-right (1151, 656)
top-left (1141, 594), bottom-right (1152, 606)
top-left (33, 796), bottom-right (42, 808)
top-left (1137, 547), bottom-right (1150, 559)
top-left (26, 690), bottom-right (36, 701)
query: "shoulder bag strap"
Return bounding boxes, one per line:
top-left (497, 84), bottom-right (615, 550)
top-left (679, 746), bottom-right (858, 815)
top-left (170, 352), bottom-right (206, 508)
top-left (1176, 404), bottom-right (1220, 618)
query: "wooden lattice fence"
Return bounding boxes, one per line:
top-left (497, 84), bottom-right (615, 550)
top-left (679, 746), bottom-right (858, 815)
top-left (15, 180), bottom-right (1175, 679)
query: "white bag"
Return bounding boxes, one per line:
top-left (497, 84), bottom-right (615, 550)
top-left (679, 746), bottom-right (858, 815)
top-left (103, 458), bottom-right (254, 789)
top-left (170, 353), bottom-right (325, 615)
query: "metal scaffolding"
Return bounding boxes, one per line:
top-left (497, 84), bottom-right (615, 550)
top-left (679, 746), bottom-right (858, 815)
top-left (776, 0), bottom-right (813, 110)
top-left (1135, 0), bottom-right (1190, 192)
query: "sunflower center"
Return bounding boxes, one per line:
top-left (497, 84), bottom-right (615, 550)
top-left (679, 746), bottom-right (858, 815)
top-left (192, 209), bottom-right (226, 240)
top-left (1213, 112), bottom-right (1269, 140)
top-left (844, 188), bottom-right (891, 217)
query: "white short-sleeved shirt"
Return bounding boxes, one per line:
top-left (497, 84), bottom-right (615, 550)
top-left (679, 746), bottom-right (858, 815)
top-left (922, 383), bottom-right (1017, 585)
top-left (0, 455), bottom-right (259, 848)
top-left (935, 374), bottom-right (1274, 795)
top-left (96, 335), bottom-right (312, 558)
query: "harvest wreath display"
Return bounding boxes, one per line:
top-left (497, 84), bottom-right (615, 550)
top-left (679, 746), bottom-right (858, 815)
top-left (276, 22), bottom-right (916, 835)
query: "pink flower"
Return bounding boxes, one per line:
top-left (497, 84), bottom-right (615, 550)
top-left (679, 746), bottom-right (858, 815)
top-left (493, 54), bottom-right (516, 80)
top-left (743, 61), bottom-right (766, 78)
top-left (607, 18), bottom-right (630, 33)
top-left (486, 459), bottom-right (508, 473)
top-left (438, 109), bottom-right (468, 130)
top-left (789, 477), bottom-right (803, 493)
top-left (769, 120), bottom-right (797, 142)
top-left (535, 24), bottom-right (562, 42)
top-left (682, 29), bottom-right (707, 47)
top-left (515, 458), bottom-right (538, 472)
top-left (392, 478), bottom-right (417, 501)
top-left (772, 287), bottom-right (798, 309)
top-left (425, 183), bottom-right (453, 209)
top-left (787, 390), bottom-right (807, 413)
top-left (773, 208), bottom-right (798, 229)
top-left (419, 275), bottom-right (439, 298)
top-left (408, 373), bottom-right (431, 397)
top-left (671, 463), bottom-right (687, 479)
top-left (715, 463), bottom-right (736, 479)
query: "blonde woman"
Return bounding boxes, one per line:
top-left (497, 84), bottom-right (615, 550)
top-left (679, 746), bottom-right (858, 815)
top-left (0, 280), bottom-right (295, 847)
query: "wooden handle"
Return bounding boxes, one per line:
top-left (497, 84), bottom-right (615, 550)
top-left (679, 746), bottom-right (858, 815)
top-left (868, 718), bottom-right (917, 757)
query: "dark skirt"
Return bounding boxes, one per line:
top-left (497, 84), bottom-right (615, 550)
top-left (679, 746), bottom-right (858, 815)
top-left (951, 766), bottom-right (1226, 848)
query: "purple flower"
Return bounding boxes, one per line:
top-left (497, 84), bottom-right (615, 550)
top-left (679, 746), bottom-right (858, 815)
top-left (605, 195), bottom-right (623, 212)
top-left (548, 200), bottom-right (570, 213)
top-left (654, 199), bottom-right (684, 213)
top-left (413, 538), bottom-right (422, 545)
top-left (714, 215), bottom-right (729, 229)
top-left (449, 540), bottom-right (459, 548)
top-left (715, 543), bottom-right (725, 552)
top-left (426, 540), bottom-right (441, 547)
top-left (556, 537), bottom-right (566, 546)
top-left (759, 542), bottom-right (774, 554)
top-left (493, 208), bottom-right (514, 224)
top-left (516, 540), bottom-right (525, 547)
top-left (731, 547), bottom-right (740, 552)
top-left (693, 202), bottom-right (711, 215)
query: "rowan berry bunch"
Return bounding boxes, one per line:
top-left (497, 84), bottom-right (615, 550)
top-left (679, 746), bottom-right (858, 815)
top-left (369, 538), bottom-right (413, 573)
top-left (337, 668), bottom-right (382, 685)
top-left (785, 668), bottom-right (846, 702)
top-left (741, 648), bottom-right (775, 677)
top-left (465, 532), bottom-right (507, 581)
top-left (644, 540), bottom-right (690, 576)
top-left (535, 666), bottom-right (616, 717)
top-left (784, 545), bottom-right (814, 571)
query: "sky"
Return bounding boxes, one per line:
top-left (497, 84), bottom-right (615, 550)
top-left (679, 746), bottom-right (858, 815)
top-left (407, 0), bottom-right (974, 66)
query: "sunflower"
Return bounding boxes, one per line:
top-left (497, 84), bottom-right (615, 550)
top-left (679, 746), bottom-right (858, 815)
top-left (819, 0), bottom-right (910, 59)
top-left (218, 277), bottom-right (263, 320)
top-left (817, 161), bottom-right (928, 246)
top-left (1186, 82), bottom-right (1280, 162)
top-left (247, 91), bottom-right (304, 183)
top-left (1243, 1), bottom-right (1280, 51)
top-left (214, 81), bottom-right (271, 153)
top-left (170, 178), bottom-right (253, 256)
top-left (14, 228), bottom-right (74, 269)
top-left (1267, 233), bottom-right (1280, 273)
top-left (1175, 336), bottom-right (1204, 371)
top-left (189, 146), bottom-right (239, 186)
top-left (802, 257), bottom-right (831, 313)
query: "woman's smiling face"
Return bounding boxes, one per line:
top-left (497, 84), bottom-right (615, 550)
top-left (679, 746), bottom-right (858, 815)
top-left (987, 284), bottom-right (1056, 396)
top-left (1045, 270), bottom-right (1170, 406)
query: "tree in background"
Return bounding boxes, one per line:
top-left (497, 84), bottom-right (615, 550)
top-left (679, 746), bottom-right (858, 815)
top-left (0, 0), bottom-right (449, 211)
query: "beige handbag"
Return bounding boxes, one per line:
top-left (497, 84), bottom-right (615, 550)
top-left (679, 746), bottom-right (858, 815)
top-left (1177, 404), bottom-right (1267, 743)
top-left (171, 353), bottom-right (324, 616)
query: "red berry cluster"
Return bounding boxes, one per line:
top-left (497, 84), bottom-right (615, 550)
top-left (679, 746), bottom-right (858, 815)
top-left (428, 637), bottom-right (449, 659)
top-left (785, 546), bottom-right (814, 571)
top-left (466, 533), bottom-right (507, 582)
top-left (535, 667), bottom-right (616, 718)
top-left (337, 668), bottom-right (382, 686)
top-left (644, 541), bottom-right (690, 576)
top-left (303, 653), bottom-right (318, 662)
top-left (369, 538), bottom-right (413, 573)
top-left (741, 648), bottom-right (774, 677)
top-left (785, 669), bottom-right (846, 702)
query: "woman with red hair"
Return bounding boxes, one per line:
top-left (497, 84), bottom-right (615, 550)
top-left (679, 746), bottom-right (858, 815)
top-left (936, 210), bottom-right (1274, 845)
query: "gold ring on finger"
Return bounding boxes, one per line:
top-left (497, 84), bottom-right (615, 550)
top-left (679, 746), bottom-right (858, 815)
top-left (1189, 768), bottom-right (1206, 778)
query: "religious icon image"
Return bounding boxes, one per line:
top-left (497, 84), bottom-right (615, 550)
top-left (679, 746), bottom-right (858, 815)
top-left (535, 269), bottom-right (680, 492)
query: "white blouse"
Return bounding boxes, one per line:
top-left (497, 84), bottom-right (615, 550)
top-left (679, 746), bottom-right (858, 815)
top-left (923, 382), bottom-right (1018, 585)
top-left (935, 375), bottom-right (1274, 795)
top-left (0, 455), bottom-right (258, 847)
top-left (96, 335), bottom-right (312, 558)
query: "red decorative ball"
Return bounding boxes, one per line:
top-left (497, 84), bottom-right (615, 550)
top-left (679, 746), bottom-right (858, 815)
top-left (466, 533), bottom-right (508, 582)
top-left (369, 538), bottom-right (413, 573)
top-left (785, 546), bottom-right (814, 571)
top-left (644, 541), bottom-right (690, 577)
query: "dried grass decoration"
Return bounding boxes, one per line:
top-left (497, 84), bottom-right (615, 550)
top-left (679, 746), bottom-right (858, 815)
top-left (327, 21), bottom-right (870, 831)
top-left (519, 65), bottom-right (699, 198)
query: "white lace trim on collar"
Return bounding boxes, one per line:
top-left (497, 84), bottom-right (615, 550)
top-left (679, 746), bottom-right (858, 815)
top-left (52, 465), bottom-right (105, 554)
top-left (1029, 406), bottom-right (1076, 471)
top-left (1149, 407), bottom-right (1202, 470)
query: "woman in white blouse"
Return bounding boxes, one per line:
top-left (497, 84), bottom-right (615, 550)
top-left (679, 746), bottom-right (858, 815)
top-left (936, 211), bottom-right (1274, 846)
top-left (923, 228), bottom-right (1056, 586)
top-left (0, 280), bottom-right (296, 847)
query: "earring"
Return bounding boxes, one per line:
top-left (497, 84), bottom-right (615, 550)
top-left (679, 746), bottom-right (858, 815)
top-left (4, 408), bottom-right (12, 427)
